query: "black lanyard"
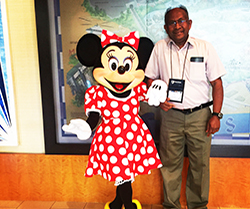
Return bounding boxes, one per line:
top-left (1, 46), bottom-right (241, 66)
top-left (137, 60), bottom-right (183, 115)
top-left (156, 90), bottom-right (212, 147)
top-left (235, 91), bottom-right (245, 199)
top-left (170, 42), bottom-right (190, 79)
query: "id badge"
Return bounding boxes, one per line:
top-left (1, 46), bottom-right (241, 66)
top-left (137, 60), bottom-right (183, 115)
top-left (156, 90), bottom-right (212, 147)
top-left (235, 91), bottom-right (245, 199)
top-left (167, 79), bottom-right (185, 103)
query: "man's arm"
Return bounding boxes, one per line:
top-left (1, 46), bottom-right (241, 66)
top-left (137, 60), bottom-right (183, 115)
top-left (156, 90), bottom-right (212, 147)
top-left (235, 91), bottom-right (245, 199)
top-left (206, 77), bottom-right (224, 136)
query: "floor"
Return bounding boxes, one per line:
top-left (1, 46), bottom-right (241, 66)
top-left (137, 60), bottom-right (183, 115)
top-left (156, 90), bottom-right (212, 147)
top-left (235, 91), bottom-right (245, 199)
top-left (0, 201), bottom-right (249, 209)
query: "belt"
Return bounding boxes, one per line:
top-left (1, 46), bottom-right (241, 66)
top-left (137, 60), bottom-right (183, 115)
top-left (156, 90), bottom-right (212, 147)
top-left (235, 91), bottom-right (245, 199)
top-left (172, 101), bottom-right (213, 115)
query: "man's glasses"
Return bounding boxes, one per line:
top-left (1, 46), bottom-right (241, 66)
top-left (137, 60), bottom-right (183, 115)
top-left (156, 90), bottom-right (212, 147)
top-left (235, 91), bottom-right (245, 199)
top-left (168, 19), bottom-right (187, 27)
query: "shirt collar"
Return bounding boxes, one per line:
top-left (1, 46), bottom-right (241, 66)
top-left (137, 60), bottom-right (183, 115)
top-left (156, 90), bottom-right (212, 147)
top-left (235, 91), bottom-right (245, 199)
top-left (166, 36), bottom-right (193, 49)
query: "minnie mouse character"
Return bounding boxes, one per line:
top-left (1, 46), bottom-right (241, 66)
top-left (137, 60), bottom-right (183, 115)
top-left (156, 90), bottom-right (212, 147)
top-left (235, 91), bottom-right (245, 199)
top-left (63, 30), bottom-right (167, 209)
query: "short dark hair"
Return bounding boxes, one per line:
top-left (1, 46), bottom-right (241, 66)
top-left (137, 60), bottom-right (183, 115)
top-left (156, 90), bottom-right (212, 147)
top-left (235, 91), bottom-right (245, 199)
top-left (164, 5), bottom-right (189, 25)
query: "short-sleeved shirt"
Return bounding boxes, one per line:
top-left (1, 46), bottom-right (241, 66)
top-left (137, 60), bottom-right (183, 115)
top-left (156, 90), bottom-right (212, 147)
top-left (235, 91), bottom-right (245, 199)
top-left (145, 36), bottom-right (226, 109)
top-left (84, 82), bottom-right (162, 185)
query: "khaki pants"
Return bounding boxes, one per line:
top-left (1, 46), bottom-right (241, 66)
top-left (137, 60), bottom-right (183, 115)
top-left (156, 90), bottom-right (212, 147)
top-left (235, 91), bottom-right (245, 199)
top-left (159, 107), bottom-right (212, 209)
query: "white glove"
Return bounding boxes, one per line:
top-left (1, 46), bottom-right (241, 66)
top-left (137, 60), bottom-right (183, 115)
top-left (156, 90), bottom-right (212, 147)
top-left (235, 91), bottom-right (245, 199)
top-left (146, 79), bottom-right (168, 106)
top-left (62, 119), bottom-right (92, 140)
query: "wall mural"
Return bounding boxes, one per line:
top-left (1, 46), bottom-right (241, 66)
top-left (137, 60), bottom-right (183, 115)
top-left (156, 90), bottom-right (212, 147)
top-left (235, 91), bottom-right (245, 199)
top-left (0, 0), bottom-right (18, 146)
top-left (52, 0), bottom-right (250, 146)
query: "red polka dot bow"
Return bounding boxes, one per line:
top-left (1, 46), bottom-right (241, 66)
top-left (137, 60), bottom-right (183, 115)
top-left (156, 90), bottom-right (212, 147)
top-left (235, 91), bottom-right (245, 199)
top-left (101, 29), bottom-right (140, 50)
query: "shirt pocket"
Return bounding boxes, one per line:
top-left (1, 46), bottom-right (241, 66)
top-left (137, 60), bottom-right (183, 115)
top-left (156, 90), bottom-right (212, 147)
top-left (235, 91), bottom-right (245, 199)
top-left (189, 58), bottom-right (206, 81)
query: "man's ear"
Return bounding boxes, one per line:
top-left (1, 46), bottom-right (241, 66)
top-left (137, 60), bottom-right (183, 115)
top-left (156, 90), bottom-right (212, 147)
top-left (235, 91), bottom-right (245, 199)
top-left (76, 33), bottom-right (102, 67)
top-left (137, 37), bottom-right (154, 70)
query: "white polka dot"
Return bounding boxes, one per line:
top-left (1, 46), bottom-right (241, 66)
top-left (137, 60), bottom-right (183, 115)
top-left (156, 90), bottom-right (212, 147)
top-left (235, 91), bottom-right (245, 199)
top-left (140, 129), bottom-right (145, 136)
top-left (98, 135), bottom-right (102, 142)
top-left (90, 156), bottom-right (94, 163)
top-left (86, 168), bottom-right (93, 175)
top-left (149, 158), bottom-right (156, 165)
top-left (128, 38), bottom-right (135, 45)
top-left (106, 164), bottom-right (109, 171)
top-left (101, 34), bottom-right (106, 42)
top-left (100, 163), bottom-right (104, 170)
top-left (125, 141), bottom-right (129, 149)
top-left (135, 117), bottom-right (140, 124)
top-left (127, 132), bottom-right (134, 140)
top-left (104, 126), bottom-right (111, 133)
top-left (105, 135), bottom-right (112, 143)
top-left (108, 145), bottom-right (115, 153)
top-left (138, 166), bottom-right (144, 173)
top-left (97, 126), bottom-right (103, 133)
top-left (94, 144), bottom-right (97, 151)
top-left (124, 114), bottom-right (131, 121)
top-left (123, 122), bottom-right (127, 129)
top-left (107, 31), bottom-right (114, 36)
top-left (93, 162), bottom-right (98, 169)
top-left (142, 123), bottom-right (148, 130)
top-left (113, 110), bottom-right (120, 117)
top-left (122, 104), bottom-right (130, 112)
top-left (122, 158), bottom-right (129, 166)
top-left (131, 98), bottom-right (137, 105)
top-left (103, 172), bottom-right (107, 179)
top-left (113, 166), bottom-right (120, 174)
top-left (99, 144), bottom-right (104, 152)
top-left (131, 124), bottom-right (138, 132)
top-left (116, 137), bottom-right (124, 145)
top-left (97, 101), bottom-right (103, 108)
top-left (133, 107), bottom-right (138, 114)
top-left (110, 156), bottom-right (118, 164)
top-left (146, 134), bottom-right (152, 141)
top-left (137, 135), bottom-right (143, 143)
top-left (102, 154), bottom-right (108, 161)
top-left (111, 101), bottom-right (118, 108)
top-left (98, 91), bottom-right (103, 97)
top-left (147, 146), bottom-right (154, 154)
top-left (104, 109), bottom-right (110, 116)
top-left (102, 100), bottom-right (107, 107)
top-left (134, 31), bottom-right (139, 38)
top-left (132, 144), bottom-right (137, 151)
top-left (142, 84), bottom-right (147, 90)
top-left (128, 153), bottom-right (133, 161)
top-left (135, 154), bottom-right (141, 162)
top-left (98, 170), bottom-right (102, 175)
top-left (114, 127), bottom-right (121, 135)
top-left (143, 159), bottom-right (149, 166)
top-left (113, 118), bottom-right (120, 125)
top-left (141, 147), bottom-right (146, 155)
top-left (125, 168), bottom-right (131, 176)
top-left (119, 147), bottom-right (126, 155)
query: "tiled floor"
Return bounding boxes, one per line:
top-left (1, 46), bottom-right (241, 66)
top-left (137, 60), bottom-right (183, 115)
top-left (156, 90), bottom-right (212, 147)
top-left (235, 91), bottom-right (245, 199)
top-left (0, 201), bottom-right (249, 209)
top-left (0, 201), bottom-right (163, 209)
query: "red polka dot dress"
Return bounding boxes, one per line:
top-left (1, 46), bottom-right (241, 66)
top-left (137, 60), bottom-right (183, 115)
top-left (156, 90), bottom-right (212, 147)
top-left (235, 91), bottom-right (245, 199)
top-left (84, 82), bottom-right (162, 185)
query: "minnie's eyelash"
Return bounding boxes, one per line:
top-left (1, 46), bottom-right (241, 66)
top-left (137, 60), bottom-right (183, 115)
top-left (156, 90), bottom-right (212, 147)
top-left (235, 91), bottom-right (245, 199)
top-left (107, 53), bottom-right (113, 59)
top-left (129, 54), bottom-right (135, 60)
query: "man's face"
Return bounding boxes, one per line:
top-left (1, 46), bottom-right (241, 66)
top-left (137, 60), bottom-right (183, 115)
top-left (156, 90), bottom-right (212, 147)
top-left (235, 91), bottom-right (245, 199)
top-left (164, 8), bottom-right (192, 48)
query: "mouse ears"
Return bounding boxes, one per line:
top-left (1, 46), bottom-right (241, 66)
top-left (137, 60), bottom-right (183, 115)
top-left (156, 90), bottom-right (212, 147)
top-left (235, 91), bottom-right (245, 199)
top-left (76, 33), bottom-right (102, 67)
top-left (76, 32), bottom-right (154, 69)
top-left (137, 37), bottom-right (154, 70)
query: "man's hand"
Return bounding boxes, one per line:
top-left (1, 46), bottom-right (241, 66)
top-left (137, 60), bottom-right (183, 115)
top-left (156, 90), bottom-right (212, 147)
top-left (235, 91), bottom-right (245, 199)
top-left (206, 116), bottom-right (220, 136)
top-left (159, 98), bottom-right (175, 112)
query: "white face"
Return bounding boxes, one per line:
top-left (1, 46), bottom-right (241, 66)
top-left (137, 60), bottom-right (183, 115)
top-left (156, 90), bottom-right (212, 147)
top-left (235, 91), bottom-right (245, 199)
top-left (93, 45), bottom-right (144, 93)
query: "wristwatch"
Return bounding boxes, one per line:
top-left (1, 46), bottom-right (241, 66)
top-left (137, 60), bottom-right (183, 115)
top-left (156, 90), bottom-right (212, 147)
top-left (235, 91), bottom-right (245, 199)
top-left (212, 112), bottom-right (223, 119)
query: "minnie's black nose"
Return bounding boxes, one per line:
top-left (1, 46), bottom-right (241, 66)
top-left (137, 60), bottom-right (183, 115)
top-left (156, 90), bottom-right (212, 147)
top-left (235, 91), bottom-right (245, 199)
top-left (118, 66), bottom-right (126, 74)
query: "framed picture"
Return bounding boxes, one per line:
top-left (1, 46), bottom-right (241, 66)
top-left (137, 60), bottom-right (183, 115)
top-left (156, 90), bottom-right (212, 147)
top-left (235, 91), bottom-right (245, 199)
top-left (35, 0), bottom-right (250, 157)
top-left (0, 0), bottom-right (18, 146)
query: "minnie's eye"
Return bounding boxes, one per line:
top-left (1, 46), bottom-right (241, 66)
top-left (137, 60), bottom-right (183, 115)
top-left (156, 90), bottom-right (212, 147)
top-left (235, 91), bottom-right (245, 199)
top-left (124, 58), bottom-right (132, 72)
top-left (109, 57), bottom-right (118, 71)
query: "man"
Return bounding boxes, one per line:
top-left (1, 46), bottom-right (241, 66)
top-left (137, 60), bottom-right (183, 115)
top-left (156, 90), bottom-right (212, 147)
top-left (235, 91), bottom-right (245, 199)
top-left (145, 5), bottom-right (226, 209)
